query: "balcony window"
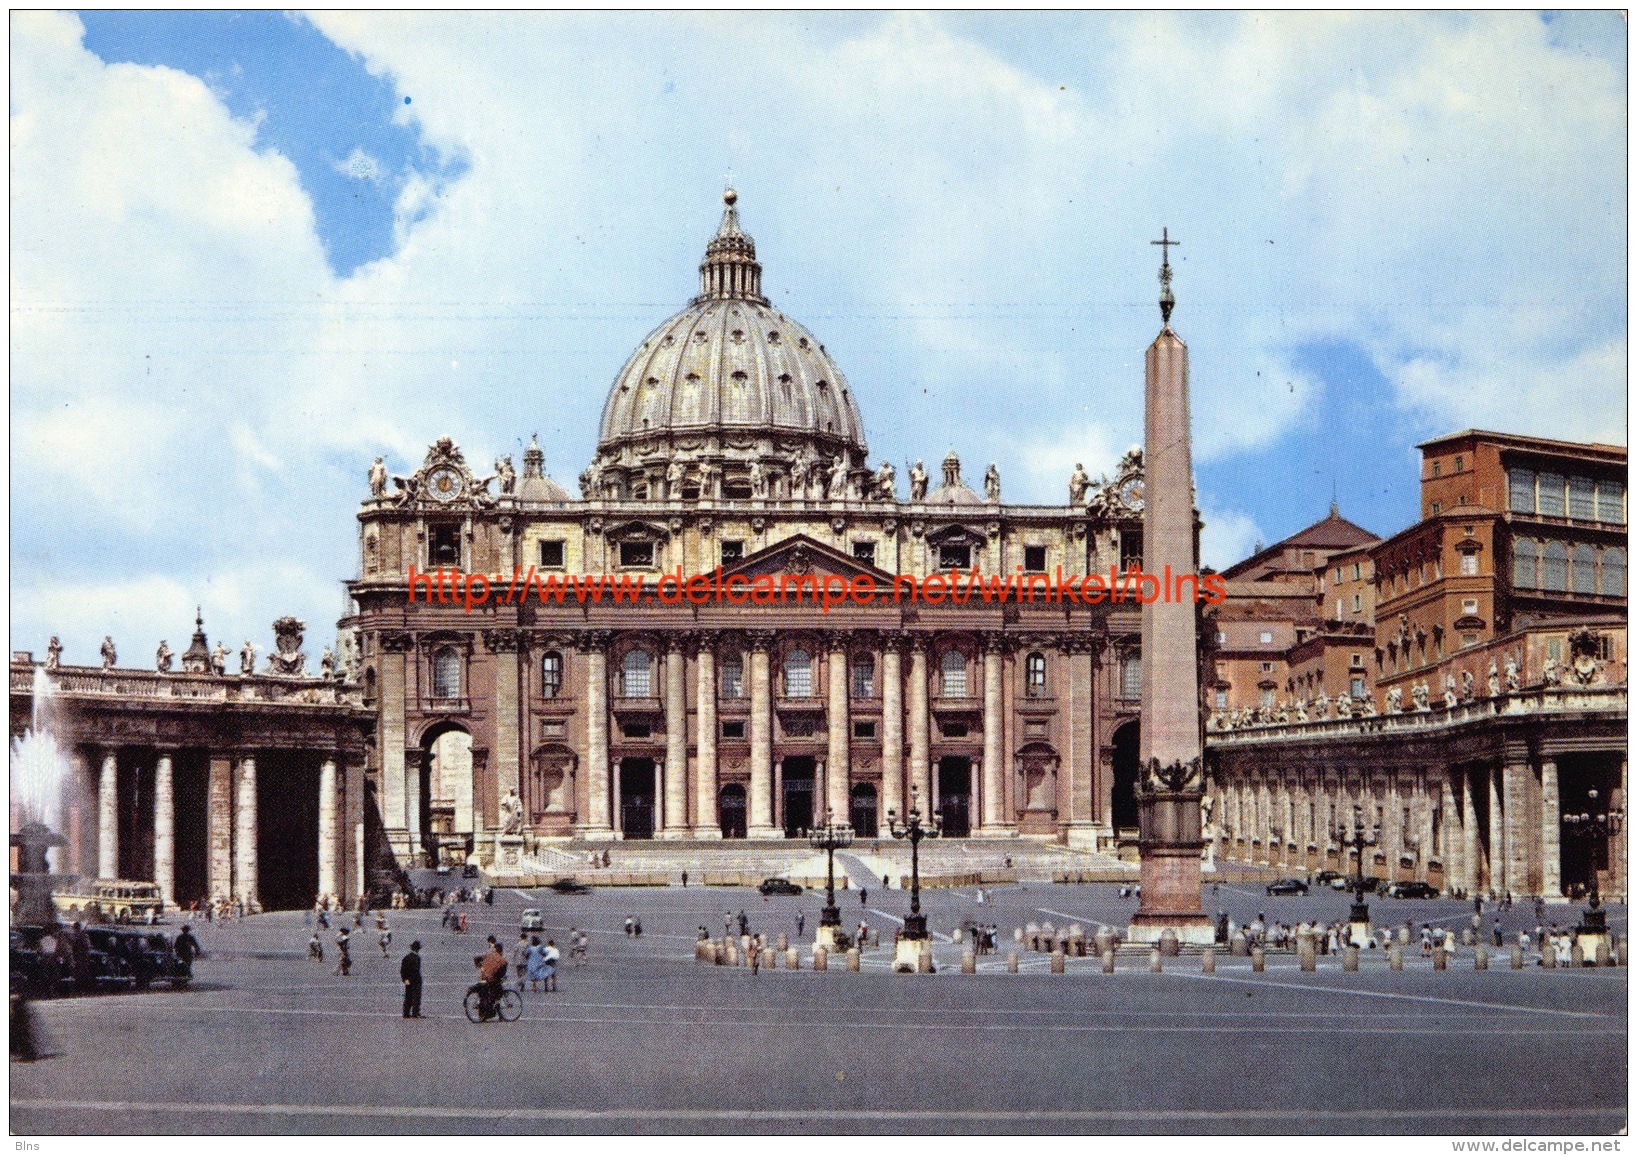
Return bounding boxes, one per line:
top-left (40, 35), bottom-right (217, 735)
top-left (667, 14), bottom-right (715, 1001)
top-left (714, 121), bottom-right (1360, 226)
top-left (1024, 545), bottom-right (1048, 573)
top-left (720, 653), bottom-right (745, 699)
top-left (1508, 468), bottom-right (1536, 514)
top-left (621, 650), bottom-right (652, 698)
top-left (1538, 473), bottom-right (1566, 518)
top-left (852, 541), bottom-right (876, 565)
top-left (1512, 539), bottom-right (1538, 588)
top-left (940, 651), bottom-right (968, 697)
top-left (431, 647), bottom-right (461, 700)
top-left (1569, 476), bottom-right (1596, 521)
top-left (938, 543), bottom-right (971, 571)
top-left (620, 541), bottom-right (655, 568)
top-left (784, 649), bottom-right (812, 698)
top-left (851, 654), bottom-right (875, 699)
top-left (430, 525), bottom-right (461, 567)
top-left (1459, 552), bottom-right (1478, 576)
top-left (1542, 540), bottom-right (1568, 592)
top-left (1025, 652), bottom-right (1047, 697)
top-left (1571, 544), bottom-right (1597, 595)
top-left (1600, 548), bottom-right (1626, 597)
top-left (541, 651), bottom-right (563, 698)
top-left (1597, 480), bottom-right (1626, 525)
top-left (1121, 655), bottom-right (1143, 699)
top-left (1214, 688), bottom-right (1228, 709)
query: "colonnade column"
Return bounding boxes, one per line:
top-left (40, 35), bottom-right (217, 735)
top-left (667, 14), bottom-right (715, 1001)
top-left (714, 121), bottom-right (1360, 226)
top-left (1538, 757), bottom-right (1560, 898)
top-left (1417, 773), bottom-right (1434, 882)
top-left (695, 636), bottom-right (720, 838)
top-left (908, 638), bottom-right (930, 809)
top-left (1503, 756), bottom-right (1530, 896)
top-left (318, 756), bottom-right (340, 902)
top-left (826, 636), bottom-right (850, 823)
top-left (662, 638), bottom-right (689, 839)
top-left (881, 642), bottom-right (904, 821)
top-left (1461, 768), bottom-right (1482, 895)
top-left (153, 750), bottom-right (175, 909)
top-left (980, 637), bottom-right (1005, 834)
top-left (581, 634), bottom-right (612, 836)
top-left (97, 749), bottom-right (118, 880)
top-left (208, 755), bottom-right (233, 899)
top-left (748, 633), bottom-right (777, 838)
top-left (1441, 773), bottom-right (1464, 894)
top-left (234, 754), bottom-right (258, 907)
top-left (1487, 765), bottom-right (1505, 896)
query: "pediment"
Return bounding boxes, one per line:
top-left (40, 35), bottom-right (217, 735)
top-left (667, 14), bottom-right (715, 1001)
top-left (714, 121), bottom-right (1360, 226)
top-left (724, 533), bottom-right (891, 584)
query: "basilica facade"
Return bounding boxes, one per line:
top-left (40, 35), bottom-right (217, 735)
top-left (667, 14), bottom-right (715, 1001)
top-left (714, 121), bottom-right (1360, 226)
top-left (347, 191), bottom-right (1161, 869)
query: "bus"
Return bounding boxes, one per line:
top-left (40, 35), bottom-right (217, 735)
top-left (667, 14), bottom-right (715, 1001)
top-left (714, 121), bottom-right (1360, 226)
top-left (52, 879), bottom-right (163, 923)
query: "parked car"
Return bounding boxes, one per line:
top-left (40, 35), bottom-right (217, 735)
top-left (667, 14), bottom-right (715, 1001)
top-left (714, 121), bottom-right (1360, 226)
top-left (462, 863), bottom-right (481, 879)
top-left (82, 927), bottom-right (141, 990)
top-left (520, 908), bottom-right (546, 932)
top-left (758, 878), bottom-right (804, 896)
top-left (1385, 880), bottom-right (1440, 899)
top-left (1312, 870), bottom-right (1348, 889)
top-left (1265, 878), bottom-right (1309, 896)
top-left (547, 878), bottom-right (593, 895)
top-left (10, 927), bottom-right (65, 997)
top-left (106, 928), bottom-right (190, 989)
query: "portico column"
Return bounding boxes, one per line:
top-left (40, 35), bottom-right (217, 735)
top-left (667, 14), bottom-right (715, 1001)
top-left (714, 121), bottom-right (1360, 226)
top-left (662, 638), bottom-right (688, 839)
top-left (235, 754), bottom-right (258, 907)
top-left (207, 755), bottom-right (233, 899)
top-left (97, 749), bottom-right (118, 880)
top-left (1461, 768), bottom-right (1481, 895)
top-left (748, 634), bottom-right (777, 838)
top-left (1441, 772), bottom-right (1463, 893)
top-left (881, 642), bottom-right (904, 821)
top-left (153, 751), bottom-right (175, 908)
top-left (581, 634), bottom-right (613, 836)
top-left (908, 639), bottom-right (931, 808)
top-left (1417, 773), bottom-right (1434, 881)
top-left (1503, 756), bottom-right (1529, 897)
top-left (826, 637), bottom-right (850, 823)
top-left (318, 756), bottom-right (340, 902)
top-left (1539, 757), bottom-right (1561, 898)
top-left (981, 637), bottom-right (1005, 834)
top-left (695, 637), bottom-right (720, 837)
top-left (1387, 773), bottom-right (1403, 876)
top-left (1487, 764), bottom-right (1505, 895)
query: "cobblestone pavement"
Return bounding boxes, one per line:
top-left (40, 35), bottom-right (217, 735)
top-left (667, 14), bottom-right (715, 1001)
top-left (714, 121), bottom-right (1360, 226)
top-left (10, 882), bottom-right (1627, 1135)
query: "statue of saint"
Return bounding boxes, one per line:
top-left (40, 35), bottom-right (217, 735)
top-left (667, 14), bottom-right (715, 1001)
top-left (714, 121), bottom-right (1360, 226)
top-left (1385, 686), bottom-right (1403, 714)
top-left (156, 641), bottom-right (173, 674)
top-left (748, 460), bottom-right (765, 498)
top-left (320, 646), bottom-right (336, 679)
top-left (211, 642), bottom-right (229, 676)
top-left (240, 641), bottom-right (258, 676)
top-left (46, 636), bottom-right (62, 670)
top-left (1068, 463), bottom-right (1092, 506)
top-left (874, 460), bottom-right (896, 501)
top-left (1503, 653), bottom-right (1520, 692)
top-left (500, 788), bottom-right (524, 835)
top-left (1486, 659), bottom-right (1501, 697)
top-left (1542, 656), bottom-right (1562, 686)
top-left (100, 635), bottom-right (117, 669)
top-left (496, 455), bottom-right (516, 496)
top-left (1411, 680), bottom-right (1430, 711)
top-left (368, 457), bottom-right (387, 498)
top-left (909, 460), bottom-right (928, 502)
top-left (983, 463), bottom-right (1001, 503)
top-left (828, 455), bottom-right (850, 499)
top-left (1460, 668), bottom-right (1476, 701)
top-left (790, 446), bottom-right (812, 498)
top-left (1336, 693), bottom-right (1353, 718)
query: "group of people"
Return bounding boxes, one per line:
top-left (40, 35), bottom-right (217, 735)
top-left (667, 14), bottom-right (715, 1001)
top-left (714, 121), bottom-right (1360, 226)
top-left (509, 932), bottom-right (561, 991)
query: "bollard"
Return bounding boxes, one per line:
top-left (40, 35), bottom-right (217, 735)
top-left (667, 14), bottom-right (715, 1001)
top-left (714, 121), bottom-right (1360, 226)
top-left (1570, 942), bottom-right (1584, 968)
top-left (1432, 946), bottom-right (1446, 970)
top-left (1396, 925), bottom-right (1410, 946)
top-left (1230, 930), bottom-right (1249, 957)
top-left (1542, 943), bottom-right (1556, 970)
top-left (776, 933), bottom-right (788, 952)
top-left (1095, 926), bottom-right (1115, 957)
top-left (1389, 946), bottom-right (1403, 971)
top-left (1149, 948), bottom-right (1162, 973)
top-left (1595, 939), bottom-right (1611, 968)
top-left (1510, 945), bottom-right (1524, 970)
top-left (785, 947), bottom-right (799, 971)
top-left (1013, 926), bottom-right (1023, 944)
top-left (1027, 922), bottom-right (1041, 951)
top-left (1342, 945), bottom-right (1359, 972)
top-left (846, 947), bottom-right (860, 972)
top-left (1461, 927), bottom-right (1475, 947)
top-left (763, 947), bottom-right (777, 971)
top-left (961, 949), bottom-right (976, 974)
top-left (1050, 949), bottom-right (1066, 974)
top-left (1298, 935), bottom-right (1316, 973)
top-left (1158, 928), bottom-right (1180, 957)
top-left (917, 940), bottom-right (935, 974)
top-left (1474, 945), bottom-right (1489, 971)
top-left (725, 943), bottom-right (739, 966)
top-left (1101, 948), bottom-right (1116, 974)
top-left (1202, 948), bottom-right (1216, 974)
top-left (952, 927), bottom-right (962, 944)
top-left (1251, 947), bottom-right (1265, 973)
top-left (740, 933), bottom-right (753, 960)
top-left (1007, 950), bottom-right (1019, 974)
top-left (813, 946), bottom-right (828, 972)
top-left (1616, 934), bottom-right (1628, 967)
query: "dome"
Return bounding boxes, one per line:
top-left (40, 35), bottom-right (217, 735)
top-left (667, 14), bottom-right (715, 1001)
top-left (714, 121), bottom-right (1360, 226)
top-left (925, 449), bottom-right (983, 506)
top-left (591, 191), bottom-right (869, 496)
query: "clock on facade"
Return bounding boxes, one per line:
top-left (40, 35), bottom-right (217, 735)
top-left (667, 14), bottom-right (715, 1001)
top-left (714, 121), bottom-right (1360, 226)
top-left (426, 466), bottom-right (463, 502)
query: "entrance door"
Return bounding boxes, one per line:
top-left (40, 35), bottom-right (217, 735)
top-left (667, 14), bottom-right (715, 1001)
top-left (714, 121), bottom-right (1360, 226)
top-left (1111, 721), bottom-right (1140, 838)
top-left (938, 757), bottom-right (971, 838)
top-left (850, 783), bottom-right (879, 838)
top-left (619, 759), bottom-right (655, 840)
top-left (782, 757), bottom-right (816, 838)
top-left (719, 784), bottom-right (747, 840)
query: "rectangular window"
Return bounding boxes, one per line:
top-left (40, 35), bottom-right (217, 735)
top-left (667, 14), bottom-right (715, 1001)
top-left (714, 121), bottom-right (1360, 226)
top-left (1569, 476), bottom-right (1596, 521)
top-left (1333, 567), bottom-right (1342, 586)
top-left (938, 543), bottom-right (971, 570)
top-left (1260, 631), bottom-right (1274, 645)
top-left (852, 720), bottom-right (876, 740)
top-left (619, 541), bottom-right (654, 568)
top-left (851, 541), bottom-right (875, 565)
top-left (429, 524), bottom-right (461, 567)
top-left (720, 655), bottom-right (744, 699)
top-left (1350, 676), bottom-right (1365, 699)
top-left (720, 540), bottom-right (744, 563)
top-left (1351, 562), bottom-right (1361, 581)
top-left (720, 720), bottom-right (745, 740)
top-left (1119, 531), bottom-right (1143, 571)
top-left (1454, 455), bottom-right (1464, 472)
top-left (1120, 656), bottom-right (1142, 699)
top-left (538, 540), bottom-right (565, 569)
top-left (1214, 688), bottom-right (1228, 709)
top-left (1462, 598), bottom-right (1479, 615)
top-left (1508, 468), bottom-right (1536, 514)
top-left (851, 659), bottom-right (875, 699)
top-left (1461, 633), bottom-right (1478, 648)
top-left (1261, 662), bottom-right (1274, 673)
top-left (1547, 639), bottom-right (1562, 662)
top-left (1430, 501), bottom-right (1441, 515)
top-left (1259, 687), bottom-right (1275, 709)
top-left (1351, 653), bottom-right (1364, 668)
top-left (1352, 593), bottom-right (1362, 613)
top-left (942, 720), bottom-right (969, 739)
top-left (1598, 479), bottom-right (1626, 525)
top-left (1024, 545), bottom-right (1048, 573)
top-left (1538, 472), bottom-right (1566, 517)
top-left (1431, 460), bottom-right (1442, 478)
top-left (540, 653), bottom-right (563, 698)
top-left (1335, 597), bottom-right (1343, 618)
top-left (1459, 552), bottom-right (1478, 576)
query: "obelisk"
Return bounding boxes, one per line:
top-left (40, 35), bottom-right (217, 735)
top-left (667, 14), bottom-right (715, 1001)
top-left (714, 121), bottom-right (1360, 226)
top-left (1129, 229), bottom-right (1212, 946)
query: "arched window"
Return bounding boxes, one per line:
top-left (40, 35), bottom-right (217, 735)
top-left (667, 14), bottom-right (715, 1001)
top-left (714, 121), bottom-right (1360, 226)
top-left (851, 654), bottom-right (875, 699)
top-left (1542, 540), bottom-right (1568, 592)
top-left (621, 649), bottom-right (652, 698)
top-left (1513, 539), bottom-right (1538, 588)
top-left (940, 650), bottom-right (968, 697)
top-left (784, 649), bottom-right (812, 698)
top-left (1600, 548), bottom-right (1626, 597)
top-left (363, 667), bottom-right (377, 703)
top-left (541, 651), bottom-right (563, 698)
top-left (1025, 652), bottom-right (1047, 697)
top-left (719, 652), bottom-right (744, 699)
top-left (431, 647), bottom-right (461, 700)
top-left (1571, 544), bottom-right (1598, 595)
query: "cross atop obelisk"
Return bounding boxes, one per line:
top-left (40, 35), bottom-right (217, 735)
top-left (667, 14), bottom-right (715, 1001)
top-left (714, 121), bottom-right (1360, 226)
top-left (1151, 228), bottom-right (1179, 324)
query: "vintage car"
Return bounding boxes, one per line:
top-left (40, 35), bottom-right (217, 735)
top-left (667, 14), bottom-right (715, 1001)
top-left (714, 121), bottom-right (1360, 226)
top-left (520, 908), bottom-right (546, 932)
top-left (757, 878), bottom-right (804, 896)
top-left (547, 878), bottom-right (593, 895)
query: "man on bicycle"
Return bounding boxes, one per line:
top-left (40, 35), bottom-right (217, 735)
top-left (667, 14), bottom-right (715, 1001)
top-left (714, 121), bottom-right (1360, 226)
top-left (473, 936), bottom-right (508, 1020)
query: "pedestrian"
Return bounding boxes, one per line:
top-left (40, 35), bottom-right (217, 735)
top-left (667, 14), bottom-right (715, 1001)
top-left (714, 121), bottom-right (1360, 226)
top-left (401, 941), bottom-right (423, 1017)
top-left (458, 912), bottom-right (468, 934)
top-left (633, 917), bottom-right (642, 938)
top-left (737, 910), bottom-right (749, 937)
top-left (723, 913), bottom-right (733, 940)
top-left (379, 922), bottom-right (393, 957)
top-left (335, 927), bottom-right (352, 976)
top-left (575, 928), bottom-right (590, 964)
top-left (512, 932), bottom-right (532, 988)
top-left (860, 887), bottom-right (868, 906)
top-left (1493, 918), bottom-right (1503, 947)
top-left (624, 916), bottom-right (634, 936)
top-left (173, 924), bottom-right (202, 978)
top-left (795, 912), bottom-right (806, 937)
top-left (542, 939), bottom-right (559, 991)
top-left (308, 932), bottom-right (324, 961)
top-left (681, 870), bottom-right (689, 888)
top-left (525, 935), bottom-right (548, 993)
top-left (857, 920), bottom-right (869, 949)
top-left (750, 934), bottom-right (762, 975)
top-left (882, 873), bottom-right (889, 889)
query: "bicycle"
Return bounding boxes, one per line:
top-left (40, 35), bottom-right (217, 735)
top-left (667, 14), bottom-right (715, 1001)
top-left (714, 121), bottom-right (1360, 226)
top-left (464, 982), bottom-right (522, 1023)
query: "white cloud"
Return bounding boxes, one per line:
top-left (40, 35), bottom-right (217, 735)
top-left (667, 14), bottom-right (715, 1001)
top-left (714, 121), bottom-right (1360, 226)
top-left (1199, 505), bottom-right (1264, 573)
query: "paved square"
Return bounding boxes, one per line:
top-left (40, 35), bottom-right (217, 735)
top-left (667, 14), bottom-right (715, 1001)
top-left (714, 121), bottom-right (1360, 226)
top-left (11, 882), bottom-right (1626, 1134)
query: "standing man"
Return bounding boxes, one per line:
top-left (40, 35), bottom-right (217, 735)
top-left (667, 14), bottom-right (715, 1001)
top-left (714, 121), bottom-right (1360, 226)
top-left (795, 911), bottom-right (806, 938)
top-left (173, 924), bottom-right (202, 979)
top-left (335, 927), bottom-right (353, 976)
top-left (542, 939), bottom-right (560, 992)
top-left (681, 870), bottom-right (689, 888)
top-left (400, 941), bottom-right (423, 1018)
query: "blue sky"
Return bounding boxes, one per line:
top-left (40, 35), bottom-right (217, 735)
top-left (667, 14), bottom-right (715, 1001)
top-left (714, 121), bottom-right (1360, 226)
top-left (10, 11), bottom-right (1627, 662)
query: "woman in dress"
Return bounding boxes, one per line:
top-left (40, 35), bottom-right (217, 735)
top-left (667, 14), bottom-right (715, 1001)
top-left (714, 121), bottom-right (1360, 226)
top-left (525, 935), bottom-right (548, 992)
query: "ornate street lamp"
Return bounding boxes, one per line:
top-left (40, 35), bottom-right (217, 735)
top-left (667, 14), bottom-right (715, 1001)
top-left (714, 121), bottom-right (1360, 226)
top-left (886, 786), bottom-right (941, 971)
top-left (1562, 787), bottom-right (1624, 959)
top-left (1329, 805), bottom-right (1380, 947)
top-left (808, 808), bottom-right (854, 952)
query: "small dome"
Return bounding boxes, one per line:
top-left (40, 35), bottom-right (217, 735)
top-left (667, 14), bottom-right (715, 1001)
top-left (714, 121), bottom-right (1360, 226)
top-left (926, 449), bottom-right (982, 506)
top-left (516, 434), bottom-right (572, 502)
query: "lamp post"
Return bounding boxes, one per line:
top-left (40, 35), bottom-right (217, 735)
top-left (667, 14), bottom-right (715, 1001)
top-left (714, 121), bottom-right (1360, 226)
top-left (1562, 787), bottom-right (1624, 959)
top-left (808, 808), bottom-right (854, 952)
top-left (886, 786), bottom-right (940, 970)
top-left (1330, 805), bottom-right (1379, 947)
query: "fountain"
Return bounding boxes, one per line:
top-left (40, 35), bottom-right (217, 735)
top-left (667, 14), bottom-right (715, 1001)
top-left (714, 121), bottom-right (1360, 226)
top-left (10, 663), bottom-right (72, 925)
